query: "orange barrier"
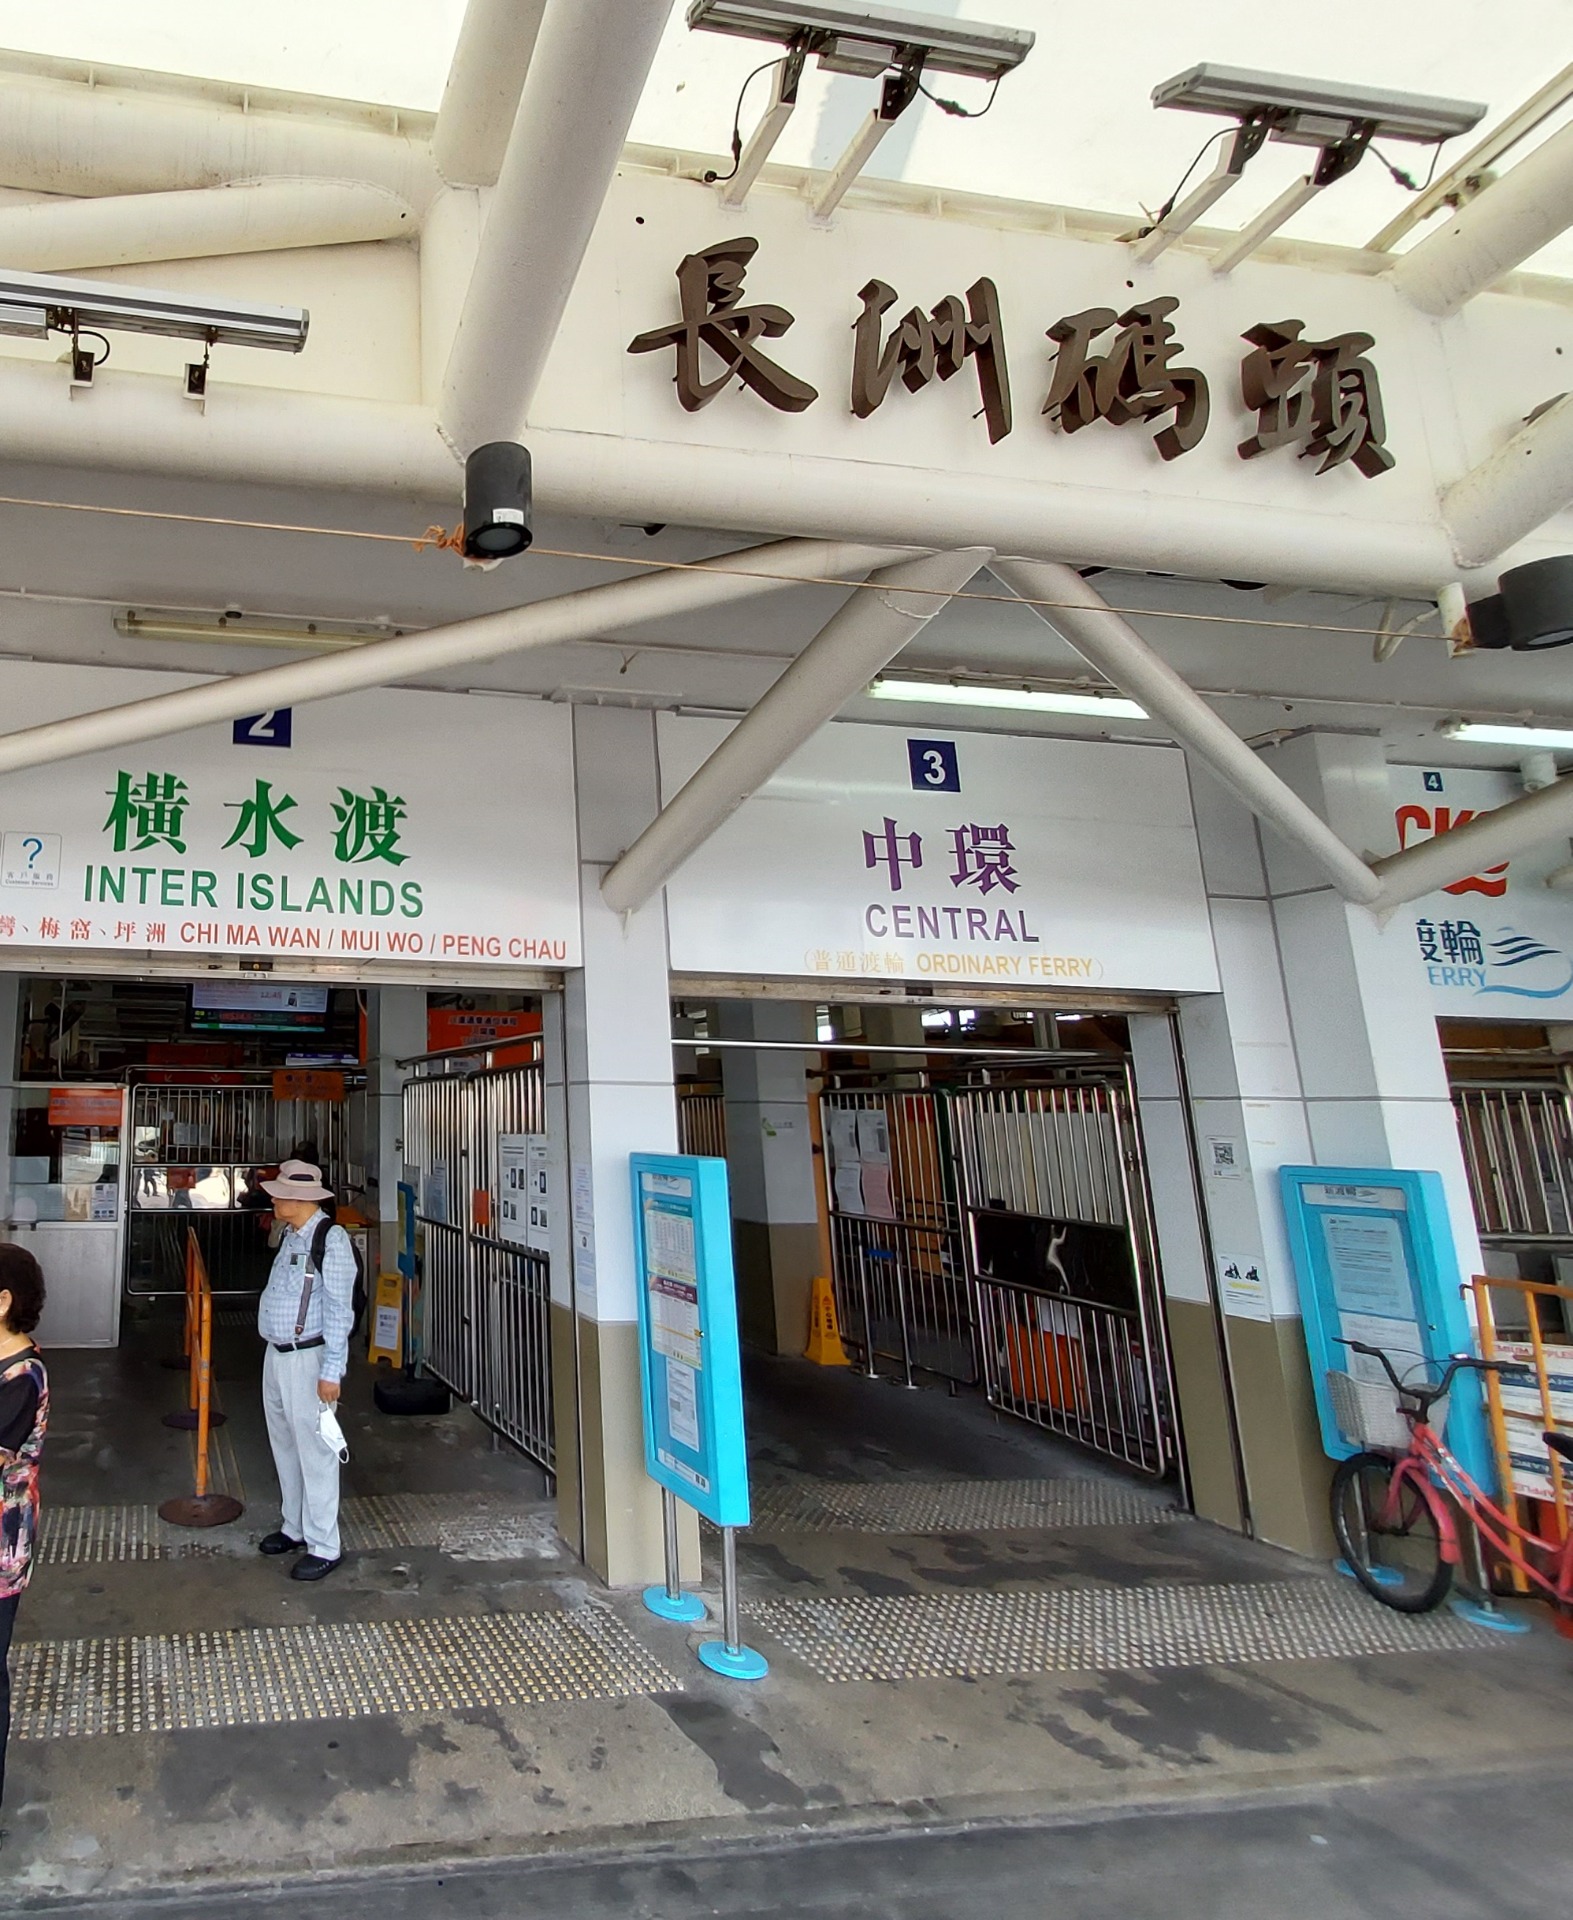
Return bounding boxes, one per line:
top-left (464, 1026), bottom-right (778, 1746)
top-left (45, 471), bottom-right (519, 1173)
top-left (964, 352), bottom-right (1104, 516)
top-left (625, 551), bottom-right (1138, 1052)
top-left (1471, 1273), bottom-right (1573, 1592)
top-left (158, 1230), bottom-right (244, 1529)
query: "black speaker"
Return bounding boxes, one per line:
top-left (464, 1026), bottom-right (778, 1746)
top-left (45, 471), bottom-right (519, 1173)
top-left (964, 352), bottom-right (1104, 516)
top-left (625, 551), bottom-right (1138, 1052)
top-left (462, 441), bottom-right (533, 559)
top-left (1500, 555), bottom-right (1573, 650)
top-left (1465, 592), bottom-right (1511, 649)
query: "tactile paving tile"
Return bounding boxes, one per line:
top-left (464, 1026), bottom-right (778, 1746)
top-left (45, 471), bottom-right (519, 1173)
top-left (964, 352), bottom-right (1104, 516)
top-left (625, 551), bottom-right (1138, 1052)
top-left (12, 1606), bottom-right (680, 1740)
top-left (746, 1578), bottom-right (1505, 1683)
top-left (746, 1476), bottom-right (1183, 1536)
top-left (36, 1492), bottom-right (559, 1565)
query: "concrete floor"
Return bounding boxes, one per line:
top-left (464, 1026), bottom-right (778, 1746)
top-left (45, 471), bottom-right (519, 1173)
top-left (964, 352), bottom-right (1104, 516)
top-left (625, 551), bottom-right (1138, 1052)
top-left (5, 1328), bottom-right (1573, 1909)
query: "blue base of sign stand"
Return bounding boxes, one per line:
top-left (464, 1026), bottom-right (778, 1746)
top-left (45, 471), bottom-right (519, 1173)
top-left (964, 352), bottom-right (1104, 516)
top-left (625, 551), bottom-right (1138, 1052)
top-left (1334, 1557), bottom-right (1404, 1588)
top-left (1449, 1596), bottom-right (1532, 1634)
top-left (643, 1585), bottom-right (706, 1625)
top-left (697, 1640), bottom-right (769, 1681)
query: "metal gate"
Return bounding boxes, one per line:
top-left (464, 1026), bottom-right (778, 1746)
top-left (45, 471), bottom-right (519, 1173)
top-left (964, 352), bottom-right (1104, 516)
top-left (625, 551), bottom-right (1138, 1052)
top-left (822, 1072), bottom-right (1176, 1477)
top-left (401, 1057), bottom-right (554, 1471)
top-left (1453, 1082), bottom-right (1573, 1241)
top-left (125, 1075), bottom-right (358, 1296)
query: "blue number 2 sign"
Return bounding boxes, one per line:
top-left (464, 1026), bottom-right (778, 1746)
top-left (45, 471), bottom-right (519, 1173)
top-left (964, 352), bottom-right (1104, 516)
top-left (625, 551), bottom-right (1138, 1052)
top-left (233, 709), bottom-right (293, 749)
top-left (907, 738), bottom-right (960, 793)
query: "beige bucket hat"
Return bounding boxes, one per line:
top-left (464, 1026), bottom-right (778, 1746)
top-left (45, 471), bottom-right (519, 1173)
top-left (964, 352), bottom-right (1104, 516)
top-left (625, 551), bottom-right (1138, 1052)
top-left (260, 1159), bottom-right (334, 1203)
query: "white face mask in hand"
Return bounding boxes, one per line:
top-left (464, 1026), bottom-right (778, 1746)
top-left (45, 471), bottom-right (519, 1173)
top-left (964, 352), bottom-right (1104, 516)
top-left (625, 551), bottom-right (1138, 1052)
top-left (317, 1403), bottom-right (349, 1463)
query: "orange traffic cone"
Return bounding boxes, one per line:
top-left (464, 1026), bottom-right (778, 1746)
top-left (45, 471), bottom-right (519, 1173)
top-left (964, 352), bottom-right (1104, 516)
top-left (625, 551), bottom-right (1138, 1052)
top-left (804, 1275), bottom-right (851, 1367)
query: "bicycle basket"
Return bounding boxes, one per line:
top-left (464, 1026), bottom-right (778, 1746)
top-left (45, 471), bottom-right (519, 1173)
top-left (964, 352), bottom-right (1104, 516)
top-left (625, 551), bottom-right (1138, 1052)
top-left (1327, 1370), bottom-right (1449, 1451)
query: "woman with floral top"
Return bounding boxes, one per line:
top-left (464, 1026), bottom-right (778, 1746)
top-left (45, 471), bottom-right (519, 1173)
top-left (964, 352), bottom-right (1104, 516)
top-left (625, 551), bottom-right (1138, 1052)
top-left (0, 1244), bottom-right (47, 1813)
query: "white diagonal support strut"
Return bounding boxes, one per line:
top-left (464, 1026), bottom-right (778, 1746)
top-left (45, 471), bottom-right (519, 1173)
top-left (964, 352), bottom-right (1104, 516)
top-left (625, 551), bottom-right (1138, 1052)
top-left (1442, 392), bottom-right (1573, 568)
top-left (601, 547), bottom-right (993, 915)
top-left (433, 0), bottom-right (549, 188)
top-left (1368, 772), bottom-right (1573, 914)
top-left (441, 0), bottom-right (674, 454)
top-left (991, 558), bottom-right (1385, 906)
top-left (0, 539), bottom-right (901, 777)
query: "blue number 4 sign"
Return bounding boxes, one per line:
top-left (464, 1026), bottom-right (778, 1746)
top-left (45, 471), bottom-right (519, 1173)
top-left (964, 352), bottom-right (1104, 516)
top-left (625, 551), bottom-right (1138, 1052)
top-left (233, 709), bottom-right (293, 749)
top-left (907, 738), bottom-right (960, 793)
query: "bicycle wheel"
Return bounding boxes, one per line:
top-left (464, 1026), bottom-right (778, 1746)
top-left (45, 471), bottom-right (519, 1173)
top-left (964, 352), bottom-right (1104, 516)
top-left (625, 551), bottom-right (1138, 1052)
top-left (1330, 1450), bottom-right (1453, 1613)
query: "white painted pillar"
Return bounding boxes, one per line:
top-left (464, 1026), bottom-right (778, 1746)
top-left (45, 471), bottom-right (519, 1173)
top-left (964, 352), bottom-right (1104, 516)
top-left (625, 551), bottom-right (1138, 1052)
top-left (554, 704), bottom-right (695, 1587)
top-left (718, 1000), bottom-right (821, 1355)
top-left (367, 986), bottom-right (427, 1269)
top-left (1132, 738), bottom-right (1478, 1557)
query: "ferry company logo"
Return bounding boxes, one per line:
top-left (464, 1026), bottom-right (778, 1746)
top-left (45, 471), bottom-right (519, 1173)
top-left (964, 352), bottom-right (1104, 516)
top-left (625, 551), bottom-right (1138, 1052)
top-left (1416, 918), bottom-right (1573, 1000)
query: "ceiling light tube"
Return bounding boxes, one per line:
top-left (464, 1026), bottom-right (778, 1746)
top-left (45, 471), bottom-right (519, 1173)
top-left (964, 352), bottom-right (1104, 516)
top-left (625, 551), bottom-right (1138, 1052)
top-left (869, 676), bottom-right (1147, 719)
top-left (116, 613), bottom-right (384, 652)
top-left (1441, 719), bottom-right (1573, 749)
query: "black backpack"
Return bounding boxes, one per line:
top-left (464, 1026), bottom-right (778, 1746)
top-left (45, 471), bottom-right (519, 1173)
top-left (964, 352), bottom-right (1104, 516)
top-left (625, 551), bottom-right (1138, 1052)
top-left (308, 1214), bottom-right (368, 1341)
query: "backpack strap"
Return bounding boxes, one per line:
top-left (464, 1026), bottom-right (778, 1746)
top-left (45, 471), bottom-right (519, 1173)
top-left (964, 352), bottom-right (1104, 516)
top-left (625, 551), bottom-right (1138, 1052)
top-left (293, 1216), bottom-right (332, 1339)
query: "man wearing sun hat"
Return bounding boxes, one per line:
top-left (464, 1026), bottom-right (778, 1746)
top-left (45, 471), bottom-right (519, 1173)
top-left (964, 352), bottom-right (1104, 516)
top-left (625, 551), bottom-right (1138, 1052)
top-left (255, 1160), bottom-right (357, 1581)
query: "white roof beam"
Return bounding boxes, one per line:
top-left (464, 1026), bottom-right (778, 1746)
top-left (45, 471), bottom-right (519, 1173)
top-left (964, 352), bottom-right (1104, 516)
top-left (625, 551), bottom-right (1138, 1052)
top-left (991, 558), bottom-right (1383, 906)
top-left (433, 0), bottom-right (548, 188)
top-left (1442, 392), bottom-right (1573, 568)
top-left (0, 178), bottom-right (413, 274)
top-left (601, 547), bottom-right (991, 915)
top-left (441, 0), bottom-right (675, 456)
top-left (1391, 119), bottom-right (1573, 316)
top-left (0, 536), bottom-right (899, 778)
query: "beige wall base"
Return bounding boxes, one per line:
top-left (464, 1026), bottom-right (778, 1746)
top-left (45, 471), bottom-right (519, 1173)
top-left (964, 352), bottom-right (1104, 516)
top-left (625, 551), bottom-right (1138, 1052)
top-left (550, 1306), bottom-right (700, 1589)
top-left (732, 1218), bottom-right (822, 1357)
top-left (1229, 1314), bottom-right (1336, 1560)
top-left (1164, 1296), bottom-right (1245, 1534)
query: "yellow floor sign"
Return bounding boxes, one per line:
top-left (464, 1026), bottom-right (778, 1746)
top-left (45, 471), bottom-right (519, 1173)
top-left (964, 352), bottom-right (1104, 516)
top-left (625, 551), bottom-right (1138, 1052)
top-left (804, 1275), bottom-right (851, 1368)
top-left (368, 1271), bottom-right (404, 1367)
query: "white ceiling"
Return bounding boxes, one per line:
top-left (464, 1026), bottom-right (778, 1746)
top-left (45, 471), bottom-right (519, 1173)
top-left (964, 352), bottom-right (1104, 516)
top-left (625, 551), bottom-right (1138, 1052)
top-left (1, 1), bottom-right (1568, 268)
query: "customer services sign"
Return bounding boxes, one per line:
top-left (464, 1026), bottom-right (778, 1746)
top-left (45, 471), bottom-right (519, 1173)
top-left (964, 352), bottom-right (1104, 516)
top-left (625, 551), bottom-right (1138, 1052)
top-left (659, 717), bottom-right (1218, 991)
top-left (0, 662), bottom-right (580, 967)
top-left (1391, 763), bottom-right (1573, 1017)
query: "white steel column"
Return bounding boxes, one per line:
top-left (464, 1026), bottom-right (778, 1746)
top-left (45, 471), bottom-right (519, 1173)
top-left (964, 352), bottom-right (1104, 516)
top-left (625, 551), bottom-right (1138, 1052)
top-left (0, 538), bottom-right (898, 777)
top-left (368, 987), bottom-right (427, 1270)
top-left (441, 0), bottom-right (675, 453)
top-left (602, 548), bottom-right (992, 915)
top-left (992, 558), bottom-right (1384, 906)
top-left (1391, 120), bottom-right (1573, 317)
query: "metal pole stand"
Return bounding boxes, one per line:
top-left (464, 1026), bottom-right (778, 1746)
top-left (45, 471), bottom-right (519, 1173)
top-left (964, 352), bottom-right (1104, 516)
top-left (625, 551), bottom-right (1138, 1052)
top-left (1449, 1512), bottom-right (1531, 1634)
top-left (697, 1526), bottom-right (768, 1681)
top-left (642, 1487), bottom-right (706, 1625)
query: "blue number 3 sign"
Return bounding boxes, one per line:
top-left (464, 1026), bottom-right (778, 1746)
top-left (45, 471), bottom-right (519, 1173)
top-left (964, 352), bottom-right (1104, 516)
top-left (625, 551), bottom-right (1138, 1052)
top-left (907, 738), bottom-right (960, 793)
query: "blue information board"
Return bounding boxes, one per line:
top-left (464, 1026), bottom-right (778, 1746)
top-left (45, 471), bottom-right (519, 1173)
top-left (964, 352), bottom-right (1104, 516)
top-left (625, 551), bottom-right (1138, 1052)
top-left (1279, 1165), bottom-right (1493, 1489)
top-left (630, 1153), bottom-right (752, 1529)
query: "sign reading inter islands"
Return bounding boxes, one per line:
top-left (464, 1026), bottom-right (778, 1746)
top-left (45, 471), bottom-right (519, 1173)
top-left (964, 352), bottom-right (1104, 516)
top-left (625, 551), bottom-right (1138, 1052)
top-left (658, 717), bottom-right (1219, 993)
top-left (0, 661), bottom-right (581, 967)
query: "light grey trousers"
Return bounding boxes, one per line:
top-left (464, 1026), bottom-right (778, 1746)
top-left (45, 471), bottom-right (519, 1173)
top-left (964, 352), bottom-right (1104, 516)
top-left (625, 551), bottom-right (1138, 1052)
top-left (261, 1343), bottom-right (341, 1560)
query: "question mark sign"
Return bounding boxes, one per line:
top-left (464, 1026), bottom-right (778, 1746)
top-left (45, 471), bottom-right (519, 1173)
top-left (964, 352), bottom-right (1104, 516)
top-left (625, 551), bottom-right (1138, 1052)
top-left (21, 837), bottom-right (41, 871)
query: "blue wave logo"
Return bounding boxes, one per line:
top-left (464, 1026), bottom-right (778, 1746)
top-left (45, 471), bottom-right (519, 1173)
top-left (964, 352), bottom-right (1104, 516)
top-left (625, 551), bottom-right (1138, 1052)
top-left (1478, 927), bottom-right (1573, 999)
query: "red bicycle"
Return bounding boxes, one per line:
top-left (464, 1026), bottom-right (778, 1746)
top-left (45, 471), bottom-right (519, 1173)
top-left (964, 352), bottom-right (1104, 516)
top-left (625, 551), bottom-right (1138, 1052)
top-left (1329, 1338), bottom-right (1573, 1614)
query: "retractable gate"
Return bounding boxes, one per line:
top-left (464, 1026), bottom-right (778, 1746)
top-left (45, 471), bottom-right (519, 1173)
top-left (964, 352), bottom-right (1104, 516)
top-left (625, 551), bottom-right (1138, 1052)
top-left (126, 1076), bottom-right (357, 1296)
top-left (401, 1059), bottom-right (553, 1471)
top-left (822, 1072), bottom-right (1176, 1478)
top-left (1453, 1082), bottom-right (1573, 1241)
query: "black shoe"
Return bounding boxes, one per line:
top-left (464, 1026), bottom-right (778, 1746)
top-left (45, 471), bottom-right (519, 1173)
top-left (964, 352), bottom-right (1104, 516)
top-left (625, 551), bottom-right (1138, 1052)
top-left (259, 1531), bottom-right (304, 1556)
top-left (290, 1553), bottom-right (342, 1581)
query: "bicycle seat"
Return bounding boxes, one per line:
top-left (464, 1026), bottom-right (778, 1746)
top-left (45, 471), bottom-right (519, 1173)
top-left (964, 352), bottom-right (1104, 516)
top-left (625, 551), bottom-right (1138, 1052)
top-left (1543, 1431), bottom-right (1573, 1464)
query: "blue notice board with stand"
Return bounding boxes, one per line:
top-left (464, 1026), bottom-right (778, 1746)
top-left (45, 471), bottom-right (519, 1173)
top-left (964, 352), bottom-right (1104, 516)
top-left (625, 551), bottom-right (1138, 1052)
top-left (630, 1152), bottom-right (752, 1530)
top-left (1279, 1165), bottom-right (1493, 1489)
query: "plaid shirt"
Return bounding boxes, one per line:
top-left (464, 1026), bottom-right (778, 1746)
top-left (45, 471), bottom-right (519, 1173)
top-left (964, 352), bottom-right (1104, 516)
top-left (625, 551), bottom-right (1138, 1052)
top-left (256, 1212), bottom-right (356, 1383)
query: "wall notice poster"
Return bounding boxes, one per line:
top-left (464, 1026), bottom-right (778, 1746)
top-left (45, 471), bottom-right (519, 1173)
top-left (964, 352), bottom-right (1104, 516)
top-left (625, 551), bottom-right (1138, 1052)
top-left (498, 1134), bottom-right (550, 1252)
top-left (0, 662), bottom-right (580, 968)
top-left (658, 718), bottom-right (1217, 990)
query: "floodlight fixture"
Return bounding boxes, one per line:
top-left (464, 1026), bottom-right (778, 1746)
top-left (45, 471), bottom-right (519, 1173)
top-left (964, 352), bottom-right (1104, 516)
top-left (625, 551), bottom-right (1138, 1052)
top-left (1131, 64), bottom-right (1485, 273)
top-left (0, 267), bottom-right (308, 353)
top-left (687, 1), bottom-right (1033, 218)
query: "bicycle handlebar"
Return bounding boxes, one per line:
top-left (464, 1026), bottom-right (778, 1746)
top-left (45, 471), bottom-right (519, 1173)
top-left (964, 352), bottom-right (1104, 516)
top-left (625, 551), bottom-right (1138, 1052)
top-left (1333, 1337), bottom-right (1520, 1406)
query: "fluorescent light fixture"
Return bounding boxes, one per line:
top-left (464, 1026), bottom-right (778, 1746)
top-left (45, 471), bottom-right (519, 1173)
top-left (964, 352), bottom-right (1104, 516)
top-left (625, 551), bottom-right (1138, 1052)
top-left (686, 1), bottom-right (1034, 83)
top-left (1152, 65), bottom-right (1485, 145)
top-left (1441, 720), bottom-right (1573, 749)
top-left (116, 612), bottom-right (395, 652)
top-left (0, 267), bottom-right (308, 352)
top-left (869, 677), bottom-right (1147, 720)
